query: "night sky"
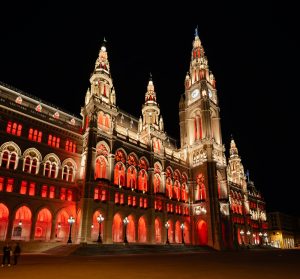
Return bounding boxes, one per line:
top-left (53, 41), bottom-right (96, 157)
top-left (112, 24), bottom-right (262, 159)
top-left (1, 2), bottom-right (299, 216)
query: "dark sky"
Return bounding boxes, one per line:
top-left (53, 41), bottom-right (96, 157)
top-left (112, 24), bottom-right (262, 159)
top-left (1, 2), bottom-right (299, 216)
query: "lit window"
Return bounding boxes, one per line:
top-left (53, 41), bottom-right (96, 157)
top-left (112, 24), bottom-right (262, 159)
top-left (0, 177), bottom-right (4, 191)
top-left (60, 188), bottom-right (66, 200)
top-left (101, 190), bottom-right (107, 201)
top-left (115, 192), bottom-right (119, 204)
top-left (41, 185), bottom-right (48, 198)
top-left (20, 180), bottom-right (27, 195)
top-left (48, 135), bottom-right (60, 148)
top-left (94, 188), bottom-right (99, 200)
top-left (6, 178), bottom-right (14, 192)
top-left (49, 186), bottom-right (55, 199)
top-left (120, 193), bottom-right (124, 204)
top-left (29, 182), bottom-right (36, 196)
top-left (67, 189), bottom-right (73, 201)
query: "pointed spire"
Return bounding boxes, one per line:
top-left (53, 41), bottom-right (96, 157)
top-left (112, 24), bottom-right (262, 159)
top-left (145, 74), bottom-right (156, 102)
top-left (94, 39), bottom-right (110, 73)
top-left (230, 137), bottom-right (239, 157)
top-left (195, 25), bottom-right (199, 37)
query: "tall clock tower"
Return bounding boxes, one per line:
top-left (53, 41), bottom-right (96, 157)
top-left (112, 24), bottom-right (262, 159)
top-left (179, 29), bottom-right (232, 249)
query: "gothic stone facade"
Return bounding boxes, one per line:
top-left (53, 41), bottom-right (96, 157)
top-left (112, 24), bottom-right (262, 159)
top-left (0, 32), bottom-right (267, 250)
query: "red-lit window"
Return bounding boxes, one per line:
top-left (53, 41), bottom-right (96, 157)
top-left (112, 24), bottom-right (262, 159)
top-left (67, 189), bottom-right (73, 201)
top-left (0, 177), bottom-right (4, 191)
top-left (29, 182), bottom-right (35, 196)
top-left (28, 129), bottom-right (42, 142)
top-left (143, 198), bottom-right (147, 208)
top-left (132, 196), bottom-right (137, 207)
top-left (48, 135), bottom-right (60, 148)
top-left (65, 140), bottom-right (76, 153)
top-left (128, 195), bottom-right (132, 206)
top-left (49, 186), bottom-right (55, 199)
top-left (9, 153), bottom-right (16, 169)
top-left (44, 162), bottom-right (50, 177)
top-left (50, 164), bottom-right (57, 178)
top-left (94, 188), bottom-right (99, 200)
top-left (41, 185), bottom-right (48, 198)
top-left (139, 197), bottom-right (143, 208)
top-left (20, 180), bottom-right (27, 194)
top-left (7, 121), bottom-right (22, 136)
top-left (6, 178), bottom-right (14, 192)
top-left (60, 188), bottom-right (66, 200)
top-left (1, 151), bottom-right (9, 168)
top-left (115, 192), bottom-right (119, 204)
top-left (120, 193), bottom-right (124, 205)
top-left (101, 190), bottom-right (107, 201)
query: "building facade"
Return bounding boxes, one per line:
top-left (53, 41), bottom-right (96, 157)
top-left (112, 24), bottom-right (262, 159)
top-left (268, 212), bottom-right (300, 248)
top-left (0, 30), bottom-right (267, 250)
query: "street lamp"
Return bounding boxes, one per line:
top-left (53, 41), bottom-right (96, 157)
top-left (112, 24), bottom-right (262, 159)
top-left (67, 216), bottom-right (75, 244)
top-left (165, 222), bottom-right (170, 244)
top-left (263, 232), bottom-right (268, 245)
top-left (246, 230), bottom-right (251, 245)
top-left (123, 217), bottom-right (129, 244)
top-left (180, 223), bottom-right (185, 244)
top-left (18, 220), bottom-right (22, 226)
top-left (96, 214), bottom-right (104, 243)
top-left (240, 229), bottom-right (245, 245)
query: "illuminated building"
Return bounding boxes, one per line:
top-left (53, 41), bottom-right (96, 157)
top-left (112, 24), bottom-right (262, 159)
top-left (268, 212), bottom-right (300, 248)
top-left (0, 29), bottom-right (267, 249)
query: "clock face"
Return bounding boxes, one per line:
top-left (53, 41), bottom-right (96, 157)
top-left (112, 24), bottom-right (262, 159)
top-left (191, 89), bottom-right (200, 99)
top-left (208, 89), bottom-right (213, 99)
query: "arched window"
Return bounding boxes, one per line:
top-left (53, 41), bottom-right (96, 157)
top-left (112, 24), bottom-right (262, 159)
top-left (112, 213), bottom-right (123, 242)
top-left (167, 220), bottom-right (174, 243)
top-left (197, 220), bottom-right (208, 245)
top-left (23, 149), bottom-right (41, 175)
top-left (43, 154), bottom-right (60, 179)
top-left (166, 177), bottom-right (173, 198)
top-left (114, 162), bottom-right (125, 186)
top-left (155, 218), bottom-right (162, 243)
top-left (0, 142), bottom-right (20, 170)
top-left (181, 183), bottom-right (188, 202)
top-left (55, 210), bottom-right (70, 241)
top-left (175, 221), bottom-right (182, 243)
top-left (153, 174), bottom-right (161, 193)
top-left (138, 169), bottom-right (148, 192)
top-left (12, 206), bottom-right (32, 241)
top-left (0, 203), bottom-right (9, 241)
top-left (95, 156), bottom-right (108, 179)
top-left (173, 180), bottom-right (180, 200)
top-left (34, 208), bottom-right (52, 241)
top-left (138, 216), bottom-right (147, 243)
top-left (127, 215), bottom-right (135, 243)
top-left (62, 159), bottom-right (76, 182)
top-left (195, 173), bottom-right (206, 201)
top-left (127, 166), bottom-right (137, 189)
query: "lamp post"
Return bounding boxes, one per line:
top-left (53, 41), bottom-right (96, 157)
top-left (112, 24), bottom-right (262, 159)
top-left (263, 232), bottom-right (268, 245)
top-left (180, 223), bottom-right (185, 244)
top-left (165, 222), bottom-right (170, 244)
top-left (67, 216), bottom-right (75, 244)
top-left (240, 229), bottom-right (245, 246)
top-left (123, 217), bottom-right (129, 244)
top-left (97, 214), bottom-right (104, 243)
top-left (258, 232), bottom-right (263, 246)
top-left (246, 230), bottom-right (251, 246)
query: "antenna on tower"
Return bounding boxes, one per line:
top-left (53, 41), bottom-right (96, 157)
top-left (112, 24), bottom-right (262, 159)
top-left (195, 25), bottom-right (199, 37)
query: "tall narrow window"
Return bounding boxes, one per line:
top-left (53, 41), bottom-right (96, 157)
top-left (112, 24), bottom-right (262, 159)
top-left (6, 121), bottom-right (12, 133)
top-left (67, 189), bottom-right (73, 201)
top-left (94, 188), bottom-right (99, 200)
top-left (28, 128), bottom-right (33, 140)
top-left (29, 182), bottom-right (36, 196)
top-left (6, 178), bottom-right (14, 192)
top-left (0, 177), bottom-right (4, 191)
top-left (41, 185), bottom-right (48, 198)
top-left (8, 153), bottom-right (17, 169)
top-left (20, 180), bottom-right (28, 195)
top-left (49, 186), bottom-right (55, 199)
top-left (1, 151), bottom-right (8, 168)
top-left (60, 188), bottom-right (66, 200)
